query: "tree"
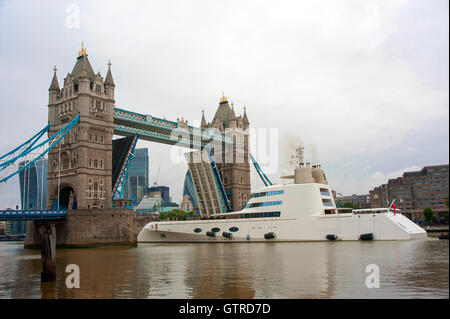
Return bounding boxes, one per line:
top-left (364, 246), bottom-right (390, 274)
top-left (442, 197), bottom-right (449, 222)
top-left (336, 201), bottom-right (359, 210)
top-left (159, 209), bottom-right (187, 221)
top-left (423, 208), bottom-right (434, 222)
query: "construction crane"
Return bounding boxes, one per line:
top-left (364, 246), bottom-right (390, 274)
top-left (153, 165), bottom-right (160, 186)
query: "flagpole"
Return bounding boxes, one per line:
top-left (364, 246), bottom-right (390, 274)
top-left (388, 199), bottom-right (396, 214)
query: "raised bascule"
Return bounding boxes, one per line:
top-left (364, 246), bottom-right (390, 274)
top-left (0, 44), bottom-right (251, 248)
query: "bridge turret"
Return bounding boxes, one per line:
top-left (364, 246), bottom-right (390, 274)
top-left (46, 44), bottom-right (114, 210)
top-left (104, 60), bottom-right (115, 100)
top-left (228, 102), bottom-right (237, 129)
top-left (48, 66), bottom-right (60, 105)
top-left (243, 106), bottom-right (249, 129)
top-left (210, 94), bottom-right (251, 211)
top-left (201, 109), bottom-right (207, 129)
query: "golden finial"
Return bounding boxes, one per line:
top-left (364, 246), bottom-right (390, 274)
top-left (220, 92), bottom-right (227, 103)
top-left (78, 41), bottom-right (87, 57)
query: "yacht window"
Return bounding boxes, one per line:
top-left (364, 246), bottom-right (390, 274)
top-left (246, 201), bottom-right (282, 208)
top-left (322, 199), bottom-right (334, 207)
top-left (239, 211), bottom-right (281, 218)
top-left (251, 190), bottom-right (284, 198)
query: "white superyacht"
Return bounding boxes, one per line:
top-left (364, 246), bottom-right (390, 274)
top-left (138, 148), bottom-right (426, 243)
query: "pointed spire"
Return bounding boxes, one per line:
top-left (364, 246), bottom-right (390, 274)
top-left (104, 60), bottom-right (115, 87)
top-left (49, 66), bottom-right (60, 91)
top-left (79, 57), bottom-right (90, 79)
top-left (71, 51), bottom-right (95, 84)
top-left (243, 106), bottom-right (249, 125)
top-left (201, 109), bottom-right (207, 128)
top-left (229, 102), bottom-right (236, 122)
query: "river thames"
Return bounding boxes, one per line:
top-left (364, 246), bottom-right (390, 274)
top-left (0, 238), bottom-right (448, 299)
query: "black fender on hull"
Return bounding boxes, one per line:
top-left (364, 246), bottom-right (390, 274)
top-left (359, 233), bottom-right (374, 241)
top-left (264, 232), bottom-right (276, 240)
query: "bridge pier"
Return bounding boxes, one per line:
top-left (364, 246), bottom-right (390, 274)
top-left (39, 223), bottom-right (56, 282)
top-left (25, 208), bottom-right (138, 248)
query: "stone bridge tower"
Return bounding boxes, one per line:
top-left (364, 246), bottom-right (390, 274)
top-left (47, 44), bottom-right (115, 210)
top-left (201, 93), bottom-right (251, 211)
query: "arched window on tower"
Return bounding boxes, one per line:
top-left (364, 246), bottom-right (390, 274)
top-left (61, 152), bottom-right (70, 170)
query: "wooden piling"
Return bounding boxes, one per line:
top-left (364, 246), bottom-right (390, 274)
top-left (39, 223), bottom-right (56, 282)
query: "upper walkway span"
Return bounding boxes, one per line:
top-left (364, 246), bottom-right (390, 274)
top-left (113, 108), bottom-right (233, 149)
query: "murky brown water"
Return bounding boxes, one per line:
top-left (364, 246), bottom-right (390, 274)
top-left (0, 238), bottom-right (448, 298)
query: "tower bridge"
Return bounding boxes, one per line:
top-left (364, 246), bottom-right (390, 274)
top-left (113, 107), bottom-right (234, 148)
top-left (0, 44), bottom-right (251, 249)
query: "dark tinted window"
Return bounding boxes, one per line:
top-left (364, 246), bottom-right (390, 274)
top-left (229, 227), bottom-right (239, 232)
top-left (194, 228), bottom-right (202, 233)
top-left (211, 227), bottom-right (220, 232)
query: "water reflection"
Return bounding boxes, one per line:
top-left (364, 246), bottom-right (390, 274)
top-left (0, 238), bottom-right (448, 299)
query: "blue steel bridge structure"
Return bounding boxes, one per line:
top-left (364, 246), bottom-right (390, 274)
top-left (0, 107), bottom-right (237, 221)
top-left (0, 46), bottom-right (274, 223)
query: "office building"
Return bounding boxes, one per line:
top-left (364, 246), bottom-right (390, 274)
top-left (369, 165), bottom-right (449, 220)
top-left (147, 186), bottom-right (170, 206)
top-left (335, 194), bottom-right (370, 209)
top-left (19, 159), bottom-right (48, 210)
top-left (179, 194), bottom-right (194, 212)
top-left (123, 148), bottom-right (149, 205)
top-left (7, 159), bottom-right (48, 235)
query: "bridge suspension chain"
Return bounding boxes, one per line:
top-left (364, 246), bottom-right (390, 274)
top-left (0, 114), bottom-right (80, 189)
top-left (250, 153), bottom-right (273, 187)
top-left (0, 124), bottom-right (49, 164)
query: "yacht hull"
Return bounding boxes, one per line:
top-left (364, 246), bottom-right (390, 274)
top-left (137, 212), bottom-right (427, 243)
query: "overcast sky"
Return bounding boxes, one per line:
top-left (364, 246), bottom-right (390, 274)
top-left (0, 0), bottom-right (448, 207)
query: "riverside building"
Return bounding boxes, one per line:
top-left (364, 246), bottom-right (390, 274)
top-left (369, 165), bottom-right (449, 221)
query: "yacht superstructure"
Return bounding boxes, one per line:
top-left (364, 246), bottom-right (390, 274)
top-left (137, 147), bottom-right (427, 242)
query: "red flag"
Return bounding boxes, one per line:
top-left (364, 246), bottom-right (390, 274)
top-left (392, 203), bottom-right (396, 215)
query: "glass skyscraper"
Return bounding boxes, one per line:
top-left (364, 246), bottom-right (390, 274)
top-left (123, 148), bottom-right (149, 205)
top-left (183, 170), bottom-right (197, 208)
top-left (8, 159), bottom-right (48, 235)
top-left (19, 159), bottom-right (48, 210)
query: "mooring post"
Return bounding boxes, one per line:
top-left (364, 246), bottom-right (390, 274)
top-left (39, 223), bottom-right (56, 281)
